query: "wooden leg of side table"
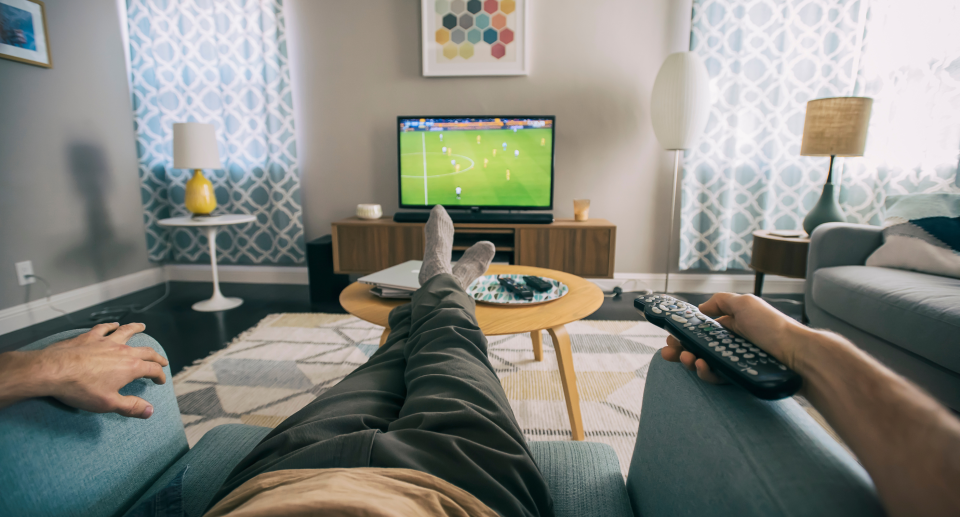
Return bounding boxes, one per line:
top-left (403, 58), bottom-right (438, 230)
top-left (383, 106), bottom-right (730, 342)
top-left (379, 328), bottom-right (390, 347)
top-left (531, 330), bottom-right (543, 361)
top-left (547, 325), bottom-right (584, 441)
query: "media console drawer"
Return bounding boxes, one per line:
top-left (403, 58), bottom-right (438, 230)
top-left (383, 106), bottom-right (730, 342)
top-left (331, 217), bottom-right (616, 278)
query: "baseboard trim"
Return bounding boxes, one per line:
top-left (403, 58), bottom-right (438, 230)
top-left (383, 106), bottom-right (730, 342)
top-left (0, 268), bottom-right (166, 335)
top-left (163, 264), bottom-right (309, 284)
top-left (589, 272), bottom-right (804, 295)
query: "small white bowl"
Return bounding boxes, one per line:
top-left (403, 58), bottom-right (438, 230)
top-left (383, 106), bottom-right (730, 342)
top-left (356, 204), bottom-right (383, 220)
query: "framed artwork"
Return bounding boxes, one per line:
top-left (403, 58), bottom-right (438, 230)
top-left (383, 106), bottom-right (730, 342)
top-left (0, 0), bottom-right (51, 68)
top-left (422, 0), bottom-right (527, 77)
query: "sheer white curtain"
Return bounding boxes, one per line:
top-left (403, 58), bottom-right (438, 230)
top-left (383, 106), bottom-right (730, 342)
top-left (680, 0), bottom-right (960, 271)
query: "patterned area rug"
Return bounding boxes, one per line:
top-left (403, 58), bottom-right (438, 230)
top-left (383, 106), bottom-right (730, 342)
top-left (173, 313), bottom-right (671, 475)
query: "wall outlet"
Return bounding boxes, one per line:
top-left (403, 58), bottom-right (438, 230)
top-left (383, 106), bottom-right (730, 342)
top-left (16, 261), bottom-right (35, 286)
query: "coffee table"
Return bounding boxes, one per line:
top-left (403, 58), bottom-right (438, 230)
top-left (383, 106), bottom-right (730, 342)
top-left (339, 264), bottom-right (603, 441)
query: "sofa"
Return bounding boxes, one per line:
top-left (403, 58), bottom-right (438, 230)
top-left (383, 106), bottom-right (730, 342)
top-left (806, 223), bottom-right (960, 411)
top-left (1, 330), bottom-right (884, 517)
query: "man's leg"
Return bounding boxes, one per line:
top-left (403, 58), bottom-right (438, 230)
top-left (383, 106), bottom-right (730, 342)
top-left (212, 306), bottom-right (414, 502)
top-left (370, 273), bottom-right (555, 517)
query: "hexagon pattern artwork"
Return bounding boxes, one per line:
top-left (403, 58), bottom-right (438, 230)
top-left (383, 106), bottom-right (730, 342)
top-left (467, 28), bottom-right (482, 44)
top-left (442, 13), bottom-right (457, 29)
top-left (431, 0), bottom-right (520, 64)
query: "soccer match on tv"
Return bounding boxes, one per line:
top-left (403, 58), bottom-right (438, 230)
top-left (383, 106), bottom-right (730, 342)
top-left (398, 117), bottom-right (554, 208)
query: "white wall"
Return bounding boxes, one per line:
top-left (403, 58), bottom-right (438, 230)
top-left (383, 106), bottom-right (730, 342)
top-left (285, 0), bottom-right (695, 274)
top-left (0, 0), bottom-right (153, 312)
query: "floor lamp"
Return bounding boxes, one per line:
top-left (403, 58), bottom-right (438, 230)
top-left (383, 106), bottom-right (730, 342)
top-left (650, 52), bottom-right (711, 293)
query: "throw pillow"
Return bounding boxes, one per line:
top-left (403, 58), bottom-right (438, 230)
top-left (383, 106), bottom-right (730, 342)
top-left (865, 193), bottom-right (960, 278)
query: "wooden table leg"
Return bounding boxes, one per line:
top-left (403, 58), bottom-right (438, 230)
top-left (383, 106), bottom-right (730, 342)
top-left (379, 328), bottom-right (390, 347)
top-left (754, 271), bottom-right (765, 297)
top-left (547, 325), bottom-right (584, 441)
top-left (531, 330), bottom-right (543, 361)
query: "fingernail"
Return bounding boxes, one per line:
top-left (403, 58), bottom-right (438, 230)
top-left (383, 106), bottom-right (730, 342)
top-left (142, 405), bottom-right (154, 419)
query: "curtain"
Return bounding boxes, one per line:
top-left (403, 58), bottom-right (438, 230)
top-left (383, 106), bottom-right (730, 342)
top-left (126, 0), bottom-right (305, 264)
top-left (680, 0), bottom-right (960, 271)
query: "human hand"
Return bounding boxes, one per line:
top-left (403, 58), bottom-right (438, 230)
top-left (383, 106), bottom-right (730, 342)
top-left (0, 323), bottom-right (168, 418)
top-left (660, 293), bottom-right (807, 384)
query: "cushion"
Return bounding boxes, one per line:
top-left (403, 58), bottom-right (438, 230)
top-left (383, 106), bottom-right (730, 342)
top-left (866, 193), bottom-right (960, 278)
top-left (126, 424), bottom-right (272, 517)
top-left (628, 355), bottom-right (883, 517)
top-left (528, 441), bottom-right (632, 517)
top-left (812, 265), bottom-right (960, 373)
top-left (0, 331), bottom-right (187, 517)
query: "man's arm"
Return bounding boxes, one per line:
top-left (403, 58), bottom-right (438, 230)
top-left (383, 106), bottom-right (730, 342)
top-left (0, 322), bottom-right (168, 418)
top-left (661, 293), bottom-right (960, 517)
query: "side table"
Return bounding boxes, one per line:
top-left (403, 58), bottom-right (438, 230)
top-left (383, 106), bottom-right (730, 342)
top-left (157, 214), bottom-right (257, 312)
top-left (750, 230), bottom-right (810, 320)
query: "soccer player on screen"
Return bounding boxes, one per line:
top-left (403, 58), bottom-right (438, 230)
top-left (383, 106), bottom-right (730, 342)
top-left (506, 170), bottom-right (510, 181)
top-left (502, 142), bottom-right (507, 150)
top-left (456, 186), bottom-right (462, 200)
top-left (439, 133), bottom-right (443, 141)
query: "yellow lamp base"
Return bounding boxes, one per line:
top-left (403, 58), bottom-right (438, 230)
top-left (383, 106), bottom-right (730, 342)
top-left (185, 169), bottom-right (217, 215)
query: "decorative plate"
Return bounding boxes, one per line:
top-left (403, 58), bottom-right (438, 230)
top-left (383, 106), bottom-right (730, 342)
top-left (466, 274), bottom-right (569, 306)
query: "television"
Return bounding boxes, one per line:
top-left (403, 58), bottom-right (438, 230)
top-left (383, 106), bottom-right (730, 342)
top-left (397, 116), bottom-right (555, 210)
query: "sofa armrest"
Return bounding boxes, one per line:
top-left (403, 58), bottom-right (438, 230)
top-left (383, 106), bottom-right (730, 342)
top-left (805, 223), bottom-right (883, 306)
top-left (529, 441), bottom-right (632, 517)
top-left (0, 330), bottom-right (187, 517)
top-left (626, 355), bottom-right (884, 517)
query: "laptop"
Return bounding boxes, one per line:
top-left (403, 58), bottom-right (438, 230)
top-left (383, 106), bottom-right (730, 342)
top-left (357, 260), bottom-right (422, 291)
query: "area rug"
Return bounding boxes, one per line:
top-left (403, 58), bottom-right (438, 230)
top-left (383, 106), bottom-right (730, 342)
top-left (173, 313), bottom-right (671, 475)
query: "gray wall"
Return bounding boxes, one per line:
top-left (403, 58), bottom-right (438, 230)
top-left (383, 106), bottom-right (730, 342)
top-left (287, 0), bottom-right (693, 274)
top-left (0, 0), bottom-right (151, 311)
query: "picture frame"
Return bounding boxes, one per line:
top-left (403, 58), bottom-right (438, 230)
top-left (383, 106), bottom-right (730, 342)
top-left (421, 0), bottom-right (527, 77)
top-left (0, 0), bottom-right (51, 68)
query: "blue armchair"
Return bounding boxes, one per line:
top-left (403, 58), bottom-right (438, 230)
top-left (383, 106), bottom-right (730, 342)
top-left (1, 331), bottom-right (884, 517)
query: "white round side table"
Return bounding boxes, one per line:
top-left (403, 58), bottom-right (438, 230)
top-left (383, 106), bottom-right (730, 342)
top-left (157, 214), bottom-right (257, 312)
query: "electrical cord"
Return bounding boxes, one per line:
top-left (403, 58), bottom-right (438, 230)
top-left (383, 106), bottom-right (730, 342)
top-left (27, 273), bottom-right (171, 324)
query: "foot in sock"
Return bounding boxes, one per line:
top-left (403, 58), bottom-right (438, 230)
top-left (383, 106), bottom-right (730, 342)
top-left (419, 205), bottom-right (454, 286)
top-left (453, 241), bottom-right (496, 289)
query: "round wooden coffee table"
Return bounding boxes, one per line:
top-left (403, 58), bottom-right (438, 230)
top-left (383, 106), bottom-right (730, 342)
top-left (339, 264), bottom-right (603, 441)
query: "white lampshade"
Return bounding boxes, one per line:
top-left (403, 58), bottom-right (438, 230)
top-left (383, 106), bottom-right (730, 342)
top-left (173, 123), bottom-right (222, 169)
top-left (650, 52), bottom-right (711, 151)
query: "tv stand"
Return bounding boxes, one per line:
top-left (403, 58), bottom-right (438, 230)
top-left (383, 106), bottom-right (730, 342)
top-left (393, 210), bottom-right (553, 224)
top-left (332, 216), bottom-right (616, 277)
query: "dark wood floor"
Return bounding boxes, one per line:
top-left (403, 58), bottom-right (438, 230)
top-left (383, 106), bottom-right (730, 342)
top-left (0, 282), bottom-right (803, 376)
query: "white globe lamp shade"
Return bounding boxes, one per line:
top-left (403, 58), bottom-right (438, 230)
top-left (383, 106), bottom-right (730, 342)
top-left (173, 122), bottom-right (223, 169)
top-left (650, 52), bottom-right (711, 151)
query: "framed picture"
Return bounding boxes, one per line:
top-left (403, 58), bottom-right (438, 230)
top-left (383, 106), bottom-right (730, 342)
top-left (0, 0), bottom-right (51, 68)
top-left (422, 0), bottom-right (527, 77)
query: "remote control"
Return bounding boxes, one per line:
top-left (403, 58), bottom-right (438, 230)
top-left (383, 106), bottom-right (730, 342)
top-left (498, 276), bottom-right (534, 300)
top-left (634, 294), bottom-right (802, 400)
top-left (522, 275), bottom-right (553, 292)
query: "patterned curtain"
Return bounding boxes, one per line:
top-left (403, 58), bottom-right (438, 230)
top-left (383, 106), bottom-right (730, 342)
top-left (126, 0), bottom-right (305, 264)
top-left (680, 0), bottom-right (960, 271)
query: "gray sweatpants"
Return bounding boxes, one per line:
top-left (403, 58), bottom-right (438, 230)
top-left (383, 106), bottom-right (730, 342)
top-left (211, 274), bottom-right (555, 517)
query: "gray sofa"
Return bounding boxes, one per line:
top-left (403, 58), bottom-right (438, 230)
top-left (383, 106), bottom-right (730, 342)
top-left (806, 223), bottom-right (960, 411)
top-left (2, 330), bottom-right (884, 517)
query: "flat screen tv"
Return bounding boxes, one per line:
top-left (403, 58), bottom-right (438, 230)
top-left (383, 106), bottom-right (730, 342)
top-left (398, 116), bottom-right (555, 210)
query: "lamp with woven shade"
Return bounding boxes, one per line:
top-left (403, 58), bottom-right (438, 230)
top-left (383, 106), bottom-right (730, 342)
top-left (800, 97), bottom-right (873, 234)
top-left (173, 122), bottom-right (222, 216)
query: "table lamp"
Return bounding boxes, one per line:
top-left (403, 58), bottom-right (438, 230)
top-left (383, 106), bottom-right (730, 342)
top-left (173, 122), bottom-right (222, 216)
top-left (650, 51), bottom-right (711, 293)
top-left (800, 97), bottom-right (872, 234)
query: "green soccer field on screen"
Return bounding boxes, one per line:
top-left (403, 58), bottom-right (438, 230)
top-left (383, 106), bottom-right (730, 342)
top-left (399, 127), bottom-right (553, 207)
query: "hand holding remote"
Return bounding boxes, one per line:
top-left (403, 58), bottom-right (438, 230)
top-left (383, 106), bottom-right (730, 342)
top-left (662, 293), bottom-right (804, 386)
